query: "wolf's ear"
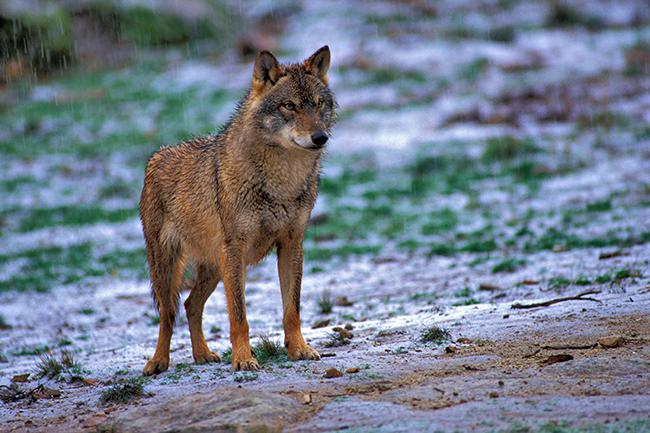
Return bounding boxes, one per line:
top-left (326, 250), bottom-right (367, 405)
top-left (253, 51), bottom-right (282, 91)
top-left (304, 45), bottom-right (330, 84)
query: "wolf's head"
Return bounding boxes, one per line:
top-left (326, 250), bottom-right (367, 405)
top-left (248, 46), bottom-right (337, 151)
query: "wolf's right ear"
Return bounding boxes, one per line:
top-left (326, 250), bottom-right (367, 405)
top-left (253, 51), bottom-right (282, 92)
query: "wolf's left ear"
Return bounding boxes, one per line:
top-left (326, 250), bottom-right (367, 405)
top-left (304, 45), bottom-right (330, 84)
top-left (253, 51), bottom-right (282, 92)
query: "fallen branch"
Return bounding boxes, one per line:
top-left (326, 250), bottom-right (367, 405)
top-left (511, 290), bottom-right (601, 309)
top-left (541, 343), bottom-right (597, 350)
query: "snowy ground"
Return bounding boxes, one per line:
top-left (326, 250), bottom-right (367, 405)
top-left (1, 0), bottom-right (650, 432)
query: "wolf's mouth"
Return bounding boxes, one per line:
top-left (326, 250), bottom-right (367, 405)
top-left (292, 138), bottom-right (324, 151)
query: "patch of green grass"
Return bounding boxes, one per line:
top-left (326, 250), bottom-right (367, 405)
top-left (0, 175), bottom-right (37, 193)
top-left (546, 2), bottom-right (603, 30)
top-left (35, 350), bottom-right (88, 381)
top-left (0, 244), bottom-right (147, 293)
top-left (100, 376), bottom-right (146, 404)
top-left (452, 298), bottom-right (480, 306)
top-left (305, 244), bottom-right (382, 261)
top-left (492, 257), bottom-right (527, 273)
top-left (594, 268), bottom-right (642, 284)
top-left (317, 290), bottom-right (333, 314)
top-left (454, 287), bottom-right (472, 298)
top-left (459, 57), bottom-right (489, 81)
top-left (3, 205), bottom-right (138, 232)
top-left (421, 208), bottom-right (458, 235)
top-left (233, 371), bottom-right (259, 382)
top-left (79, 308), bottom-right (95, 315)
top-left (252, 336), bottom-right (288, 366)
top-left (364, 68), bottom-right (428, 85)
top-left (420, 326), bottom-right (451, 344)
top-left (524, 228), bottom-right (650, 253)
top-left (12, 344), bottom-right (51, 356)
top-left (548, 276), bottom-right (571, 290)
top-left (482, 137), bottom-right (541, 162)
top-left (221, 347), bottom-right (232, 364)
top-left (323, 332), bottom-right (351, 348)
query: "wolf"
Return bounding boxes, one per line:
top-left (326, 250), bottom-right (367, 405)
top-left (139, 46), bottom-right (336, 375)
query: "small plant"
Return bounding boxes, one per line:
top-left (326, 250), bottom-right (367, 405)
top-left (323, 332), bottom-right (350, 348)
top-left (35, 350), bottom-right (88, 381)
top-left (35, 352), bottom-right (63, 379)
top-left (317, 290), bottom-right (333, 314)
top-left (100, 377), bottom-right (146, 404)
top-left (210, 326), bottom-right (222, 334)
top-left (252, 335), bottom-right (287, 365)
top-left (146, 313), bottom-right (160, 326)
top-left (0, 315), bottom-right (10, 329)
top-left (221, 347), bottom-right (232, 364)
top-left (234, 371), bottom-right (259, 382)
top-left (420, 326), bottom-right (451, 344)
top-left (492, 258), bottom-right (527, 273)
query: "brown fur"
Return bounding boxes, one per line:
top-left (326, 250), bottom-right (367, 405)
top-left (140, 46), bottom-right (336, 374)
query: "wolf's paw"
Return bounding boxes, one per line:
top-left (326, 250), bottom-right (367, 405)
top-left (193, 349), bottom-right (221, 364)
top-left (143, 356), bottom-right (169, 376)
top-left (232, 355), bottom-right (260, 371)
top-left (288, 342), bottom-right (321, 361)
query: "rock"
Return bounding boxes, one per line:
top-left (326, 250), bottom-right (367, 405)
top-left (332, 327), bottom-right (353, 339)
top-left (445, 346), bottom-right (458, 354)
top-left (598, 250), bottom-right (627, 260)
top-left (312, 319), bottom-right (331, 329)
top-left (520, 279), bottom-right (539, 285)
top-left (344, 323), bottom-right (354, 330)
top-left (11, 373), bottom-right (30, 383)
top-left (457, 337), bottom-right (472, 344)
top-left (539, 354), bottom-right (573, 367)
top-left (302, 393), bottom-right (312, 405)
top-left (324, 368), bottom-right (343, 378)
top-left (345, 367), bottom-right (360, 374)
top-left (488, 391), bottom-right (499, 398)
top-left (598, 336), bottom-right (626, 348)
top-left (334, 296), bottom-right (353, 307)
top-left (99, 388), bottom-right (301, 433)
top-left (33, 386), bottom-right (61, 399)
top-left (479, 283), bottom-right (501, 291)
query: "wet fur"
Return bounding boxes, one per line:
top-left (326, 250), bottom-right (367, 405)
top-left (140, 46), bottom-right (336, 374)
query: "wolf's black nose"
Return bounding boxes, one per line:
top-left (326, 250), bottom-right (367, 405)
top-left (311, 131), bottom-right (328, 147)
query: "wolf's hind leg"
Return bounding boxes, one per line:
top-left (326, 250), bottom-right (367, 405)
top-left (185, 263), bottom-right (221, 364)
top-left (143, 240), bottom-right (184, 376)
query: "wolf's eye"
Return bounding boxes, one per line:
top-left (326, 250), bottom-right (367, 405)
top-left (316, 98), bottom-right (324, 108)
top-left (282, 101), bottom-right (296, 111)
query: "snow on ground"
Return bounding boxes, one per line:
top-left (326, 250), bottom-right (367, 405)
top-left (1, 0), bottom-right (650, 431)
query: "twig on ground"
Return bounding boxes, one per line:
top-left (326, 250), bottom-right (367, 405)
top-left (511, 290), bottom-right (601, 309)
top-left (541, 343), bottom-right (597, 350)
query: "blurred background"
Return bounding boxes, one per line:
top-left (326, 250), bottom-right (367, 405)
top-left (1, 0), bottom-right (650, 427)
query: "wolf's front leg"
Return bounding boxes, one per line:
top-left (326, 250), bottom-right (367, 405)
top-left (277, 238), bottom-right (320, 361)
top-left (220, 241), bottom-right (259, 371)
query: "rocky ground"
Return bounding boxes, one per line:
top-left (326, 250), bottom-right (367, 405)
top-left (1, 0), bottom-right (650, 432)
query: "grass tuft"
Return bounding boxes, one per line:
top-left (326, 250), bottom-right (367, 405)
top-left (252, 335), bottom-right (288, 365)
top-left (100, 377), bottom-right (146, 404)
top-left (420, 326), bottom-right (451, 344)
top-left (221, 347), bottom-right (232, 364)
top-left (317, 290), bottom-right (333, 314)
top-left (323, 332), bottom-right (351, 348)
top-left (34, 350), bottom-right (88, 381)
